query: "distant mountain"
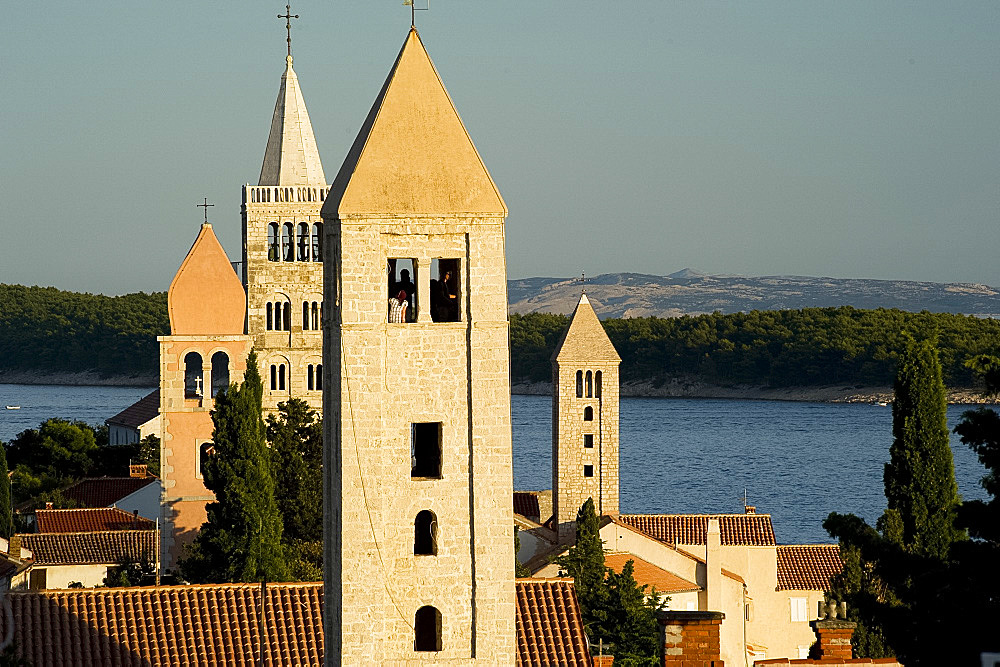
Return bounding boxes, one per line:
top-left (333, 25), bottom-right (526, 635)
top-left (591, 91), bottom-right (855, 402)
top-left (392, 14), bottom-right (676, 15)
top-left (507, 271), bottom-right (1000, 319)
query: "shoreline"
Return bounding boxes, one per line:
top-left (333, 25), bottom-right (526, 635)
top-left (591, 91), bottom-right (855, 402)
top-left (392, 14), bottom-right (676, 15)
top-left (512, 379), bottom-right (998, 405)
top-left (0, 371), bottom-right (157, 388)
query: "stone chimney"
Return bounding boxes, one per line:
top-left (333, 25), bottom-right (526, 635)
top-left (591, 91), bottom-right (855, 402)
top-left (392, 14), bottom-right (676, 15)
top-left (45, 502), bottom-right (53, 510)
top-left (744, 504), bottom-right (756, 514)
top-left (705, 518), bottom-right (722, 611)
top-left (658, 610), bottom-right (724, 667)
top-left (811, 600), bottom-right (855, 661)
top-left (8, 534), bottom-right (21, 561)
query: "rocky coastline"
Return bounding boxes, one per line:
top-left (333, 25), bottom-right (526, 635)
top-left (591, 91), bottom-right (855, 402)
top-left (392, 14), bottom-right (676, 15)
top-left (0, 371), bottom-right (157, 388)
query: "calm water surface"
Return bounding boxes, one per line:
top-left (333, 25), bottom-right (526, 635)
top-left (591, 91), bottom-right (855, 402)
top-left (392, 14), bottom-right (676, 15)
top-left (0, 385), bottom-right (989, 544)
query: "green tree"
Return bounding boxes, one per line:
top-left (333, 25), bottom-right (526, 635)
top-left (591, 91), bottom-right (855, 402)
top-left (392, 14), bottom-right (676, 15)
top-left (555, 498), bottom-right (606, 606)
top-left (179, 352), bottom-right (288, 583)
top-left (103, 557), bottom-right (155, 587)
top-left (0, 445), bottom-right (11, 540)
top-left (513, 525), bottom-right (530, 577)
top-left (880, 337), bottom-right (963, 558)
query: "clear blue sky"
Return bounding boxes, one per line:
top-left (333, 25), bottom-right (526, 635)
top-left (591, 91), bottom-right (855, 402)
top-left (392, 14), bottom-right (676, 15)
top-left (2, 2), bottom-right (998, 295)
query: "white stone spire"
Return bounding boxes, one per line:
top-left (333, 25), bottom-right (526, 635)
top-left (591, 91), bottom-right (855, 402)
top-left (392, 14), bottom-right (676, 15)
top-left (258, 55), bottom-right (326, 187)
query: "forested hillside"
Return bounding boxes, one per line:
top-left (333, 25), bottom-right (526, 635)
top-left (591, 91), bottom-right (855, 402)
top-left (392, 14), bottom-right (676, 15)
top-left (0, 285), bottom-right (167, 377)
top-left (511, 308), bottom-right (1000, 388)
top-left (3, 284), bottom-right (1000, 389)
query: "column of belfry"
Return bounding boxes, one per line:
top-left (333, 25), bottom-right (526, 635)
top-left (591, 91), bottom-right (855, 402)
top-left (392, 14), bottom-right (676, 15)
top-left (322, 28), bottom-right (515, 665)
top-left (552, 293), bottom-right (622, 543)
top-left (242, 50), bottom-right (328, 413)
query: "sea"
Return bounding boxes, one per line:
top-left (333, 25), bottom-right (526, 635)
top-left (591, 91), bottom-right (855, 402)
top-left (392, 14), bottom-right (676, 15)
top-left (0, 384), bottom-right (990, 545)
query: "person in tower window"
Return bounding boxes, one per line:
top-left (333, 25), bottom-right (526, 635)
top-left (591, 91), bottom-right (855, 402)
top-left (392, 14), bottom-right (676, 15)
top-left (397, 268), bottom-right (415, 304)
top-left (388, 290), bottom-right (408, 323)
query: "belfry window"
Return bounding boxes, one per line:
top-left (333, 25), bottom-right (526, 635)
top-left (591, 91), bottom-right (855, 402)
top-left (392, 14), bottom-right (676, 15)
top-left (270, 363), bottom-right (287, 391)
top-left (198, 441), bottom-right (215, 478)
top-left (430, 258), bottom-right (461, 322)
top-left (282, 302), bottom-right (291, 331)
top-left (282, 223), bottom-right (294, 261)
top-left (266, 303), bottom-right (273, 331)
top-left (315, 364), bottom-right (322, 390)
top-left (302, 301), bottom-right (311, 330)
top-left (297, 222), bottom-right (310, 261)
top-left (411, 422), bottom-right (442, 479)
top-left (307, 364), bottom-right (314, 390)
top-left (307, 363), bottom-right (322, 391)
top-left (267, 223), bottom-right (279, 262)
top-left (210, 351), bottom-right (229, 397)
top-left (311, 301), bottom-right (320, 330)
top-left (184, 352), bottom-right (203, 398)
top-left (414, 510), bottom-right (437, 555)
top-left (583, 406), bottom-right (593, 421)
top-left (312, 223), bottom-right (322, 262)
top-left (576, 371), bottom-right (583, 398)
top-left (586, 371), bottom-right (593, 398)
top-left (414, 606), bottom-right (442, 652)
top-left (595, 371), bottom-right (603, 398)
top-left (387, 259), bottom-right (416, 323)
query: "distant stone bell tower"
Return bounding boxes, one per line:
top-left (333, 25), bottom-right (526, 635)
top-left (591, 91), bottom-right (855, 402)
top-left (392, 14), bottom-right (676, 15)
top-left (242, 50), bottom-right (328, 413)
top-left (552, 293), bottom-right (621, 542)
top-left (322, 28), bottom-right (515, 665)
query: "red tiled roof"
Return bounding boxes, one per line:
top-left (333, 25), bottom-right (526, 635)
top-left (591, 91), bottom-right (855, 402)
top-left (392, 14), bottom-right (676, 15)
top-left (515, 579), bottom-right (591, 666)
top-left (36, 508), bottom-right (155, 534)
top-left (776, 544), bottom-right (843, 591)
top-left (106, 390), bottom-right (160, 428)
top-left (18, 530), bottom-right (158, 566)
top-left (618, 513), bottom-right (776, 547)
top-left (604, 553), bottom-right (700, 594)
top-left (2, 580), bottom-right (590, 666)
top-left (62, 476), bottom-right (158, 508)
top-left (514, 491), bottom-right (541, 520)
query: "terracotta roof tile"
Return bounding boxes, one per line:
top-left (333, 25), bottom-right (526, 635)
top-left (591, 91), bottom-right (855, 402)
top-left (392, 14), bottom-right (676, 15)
top-left (618, 513), bottom-right (776, 547)
top-left (106, 390), bottom-right (160, 428)
top-left (515, 579), bottom-right (591, 666)
top-left (776, 544), bottom-right (843, 591)
top-left (36, 508), bottom-right (155, 534)
top-left (514, 491), bottom-right (541, 520)
top-left (18, 530), bottom-right (158, 565)
top-left (3, 580), bottom-right (589, 665)
top-left (604, 553), bottom-right (700, 594)
top-left (62, 476), bottom-right (158, 508)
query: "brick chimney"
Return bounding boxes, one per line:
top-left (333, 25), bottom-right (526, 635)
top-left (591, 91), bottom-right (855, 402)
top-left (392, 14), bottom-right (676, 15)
top-left (130, 463), bottom-right (148, 478)
top-left (658, 610), bottom-right (724, 667)
top-left (811, 600), bottom-right (855, 661)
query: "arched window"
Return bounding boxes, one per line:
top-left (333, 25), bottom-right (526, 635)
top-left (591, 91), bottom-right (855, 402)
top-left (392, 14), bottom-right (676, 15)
top-left (282, 223), bottom-right (294, 261)
top-left (595, 371), bottom-right (603, 398)
top-left (211, 351), bottom-right (229, 397)
top-left (266, 302), bottom-right (273, 331)
top-left (583, 406), bottom-right (593, 421)
top-left (315, 364), bottom-right (322, 391)
top-left (267, 223), bottom-right (279, 261)
top-left (297, 222), bottom-right (310, 261)
top-left (302, 301), bottom-right (311, 330)
top-left (414, 606), bottom-right (442, 652)
top-left (184, 352), bottom-right (203, 398)
top-left (270, 364), bottom-right (277, 391)
top-left (414, 510), bottom-right (437, 555)
top-left (198, 442), bottom-right (215, 478)
top-left (311, 302), bottom-right (319, 330)
top-left (585, 371), bottom-right (593, 398)
top-left (307, 364), bottom-right (314, 391)
top-left (282, 302), bottom-right (291, 331)
top-left (312, 223), bottom-right (322, 262)
top-left (278, 363), bottom-right (286, 391)
top-left (576, 370), bottom-right (583, 398)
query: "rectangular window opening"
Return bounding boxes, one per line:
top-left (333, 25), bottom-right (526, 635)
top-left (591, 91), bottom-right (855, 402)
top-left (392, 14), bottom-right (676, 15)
top-left (790, 597), bottom-right (808, 622)
top-left (430, 258), bottom-right (461, 322)
top-left (583, 434), bottom-right (594, 448)
top-left (388, 258), bottom-right (417, 323)
top-left (411, 422), bottom-right (442, 479)
top-left (583, 464), bottom-right (594, 478)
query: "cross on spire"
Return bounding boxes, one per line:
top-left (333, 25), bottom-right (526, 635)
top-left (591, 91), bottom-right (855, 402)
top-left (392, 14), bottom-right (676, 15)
top-left (197, 197), bottom-right (215, 224)
top-left (580, 272), bottom-right (587, 294)
top-left (278, 3), bottom-right (299, 58)
top-left (403, 0), bottom-right (428, 28)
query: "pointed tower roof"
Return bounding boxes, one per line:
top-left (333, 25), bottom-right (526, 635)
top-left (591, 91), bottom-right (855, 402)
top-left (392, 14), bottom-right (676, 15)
top-left (324, 28), bottom-right (506, 218)
top-left (259, 55), bottom-right (327, 187)
top-left (167, 224), bottom-right (246, 335)
top-left (552, 294), bottom-right (621, 364)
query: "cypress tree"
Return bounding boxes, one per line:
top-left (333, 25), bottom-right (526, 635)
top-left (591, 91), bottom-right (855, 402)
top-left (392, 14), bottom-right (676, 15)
top-left (0, 445), bottom-right (11, 540)
top-left (180, 352), bottom-right (288, 583)
top-left (880, 337), bottom-right (962, 558)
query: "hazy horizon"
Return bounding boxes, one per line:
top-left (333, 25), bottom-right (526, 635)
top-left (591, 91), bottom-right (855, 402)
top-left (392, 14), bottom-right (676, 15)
top-left (2, 2), bottom-right (998, 295)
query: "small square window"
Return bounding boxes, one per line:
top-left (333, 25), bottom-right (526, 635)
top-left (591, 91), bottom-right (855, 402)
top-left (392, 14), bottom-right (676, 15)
top-left (430, 258), bottom-right (461, 322)
top-left (790, 597), bottom-right (808, 622)
top-left (583, 465), bottom-right (594, 478)
top-left (388, 258), bottom-right (417, 323)
top-left (583, 434), bottom-right (594, 448)
top-left (411, 423), bottom-right (442, 479)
